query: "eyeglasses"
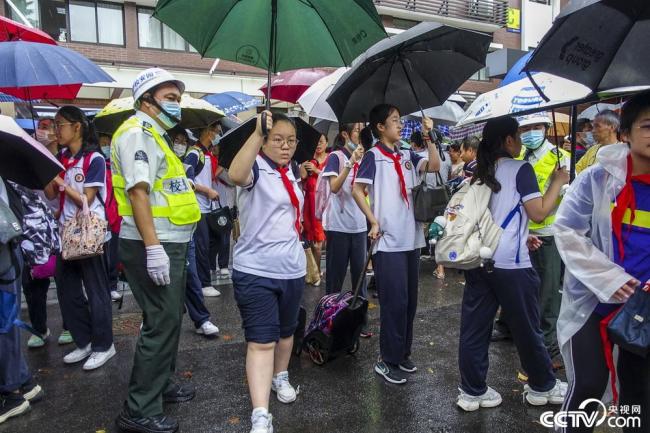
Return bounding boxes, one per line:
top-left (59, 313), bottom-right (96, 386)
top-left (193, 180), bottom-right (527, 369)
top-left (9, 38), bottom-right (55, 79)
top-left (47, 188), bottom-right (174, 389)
top-left (54, 122), bottom-right (73, 130)
top-left (633, 125), bottom-right (650, 138)
top-left (269, 137), bottom-right (299, 148)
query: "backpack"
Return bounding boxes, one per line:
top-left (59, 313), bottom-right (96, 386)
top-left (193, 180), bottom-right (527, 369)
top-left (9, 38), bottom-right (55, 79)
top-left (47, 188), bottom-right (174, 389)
top-left (8, 181), bottom-right (60, 267)
top-left (434, 181), bottom-right (521, 270)
top-left (314, 152), bottom-right (345, 220)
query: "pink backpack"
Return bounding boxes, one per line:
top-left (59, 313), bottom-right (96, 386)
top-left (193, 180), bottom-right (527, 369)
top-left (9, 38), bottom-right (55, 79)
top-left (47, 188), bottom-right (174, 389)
top-left (314, 152), bottom-right (345, 220)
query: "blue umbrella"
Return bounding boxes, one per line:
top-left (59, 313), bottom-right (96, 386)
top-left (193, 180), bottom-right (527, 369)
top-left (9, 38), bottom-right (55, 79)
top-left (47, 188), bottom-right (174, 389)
top-left (499, 51), bottom-right (534, 87)
top-left (0, 41), bottom-right (114, 100)
top-left (203, 91), bottom-right (258, 116)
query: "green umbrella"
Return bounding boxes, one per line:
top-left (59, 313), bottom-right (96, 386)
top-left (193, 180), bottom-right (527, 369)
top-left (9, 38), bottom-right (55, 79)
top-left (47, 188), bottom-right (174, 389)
top-left (154, 0), bottom-right (387, 108)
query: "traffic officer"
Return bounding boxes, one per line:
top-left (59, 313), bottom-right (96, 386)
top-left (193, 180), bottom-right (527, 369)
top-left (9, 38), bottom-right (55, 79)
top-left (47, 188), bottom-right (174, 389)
top-left (515, 113), bottom-right (570, 362)
top-left (112, 68), bottom-right (201, 433)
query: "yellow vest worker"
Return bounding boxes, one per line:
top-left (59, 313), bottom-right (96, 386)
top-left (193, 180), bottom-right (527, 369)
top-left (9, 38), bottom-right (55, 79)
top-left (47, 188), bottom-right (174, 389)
top-left (113, 67), bottom-right (199, 433)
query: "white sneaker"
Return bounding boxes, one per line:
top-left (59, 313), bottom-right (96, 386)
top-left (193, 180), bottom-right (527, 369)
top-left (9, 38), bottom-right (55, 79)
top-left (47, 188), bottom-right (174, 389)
top-left (63, 343), bottom-right (92, 364)
top-left (250, 408), bottom-right (273, 433)
top-left (523, 379), bottom-right (568, 405)
top-left (82, 344), bottom-right (116, 371)
top-left (110, 290), bottom-right (123, 301)
top-left (271, 371), bottom-right (297, 404)
top-left (196, 321), bottom-right (219, 336)
top-left (202, 286), bottom-right (221, 297)
top-left (218, 268), bottom-right (231, 279)
top-left (456, 386), bottom-right (502, 412)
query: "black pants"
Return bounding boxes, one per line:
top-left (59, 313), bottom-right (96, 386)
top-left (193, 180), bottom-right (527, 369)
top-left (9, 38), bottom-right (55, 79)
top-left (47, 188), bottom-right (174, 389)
top-left (561, 312), bottom-right (650, 433)
top-left (106, 233), bottom-right (120, 291)
top-left (325, 231), bottom-right (367, 296)
top-left (22, 267), bottom-right (51, 336)
top-left (185, 239), bottom-right (210, 328)
top-left (55, 248), bottom-right (113, 351)
top-left (209, 227), bottom-right (231, 271)
top-left (374, 250), bottom-right (419, 365)
top-left (459, 267), bottom-right (556, 396)
top-left (194, 214), bottom-right (212, 287)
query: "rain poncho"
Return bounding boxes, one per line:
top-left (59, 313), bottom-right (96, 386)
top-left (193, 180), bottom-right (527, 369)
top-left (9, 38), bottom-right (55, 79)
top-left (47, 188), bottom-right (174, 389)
top-left (553, 143), bottom-right (633, 389)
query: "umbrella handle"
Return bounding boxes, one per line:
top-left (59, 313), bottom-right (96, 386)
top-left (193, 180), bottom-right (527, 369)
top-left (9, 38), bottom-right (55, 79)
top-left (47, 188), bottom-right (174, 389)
top-left (261, 111), bottom-right (269, 137)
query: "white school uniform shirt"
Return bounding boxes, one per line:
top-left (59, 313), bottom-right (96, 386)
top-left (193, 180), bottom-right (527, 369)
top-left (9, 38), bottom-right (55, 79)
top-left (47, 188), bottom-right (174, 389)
top-left (416, 149), bottom-right (451, 188)
top-left (233, 154), bottom-right (306, 279)
top-left (321, 148), bottom-right (367, 234)
top-left (214, 170), bottom-right (236, 208)
top-left (185, 146), bottom-right (213, 213)
top-left (59, 150), bottom-right (111, 242)
top-left (354, 142), bottom-right (427, 253)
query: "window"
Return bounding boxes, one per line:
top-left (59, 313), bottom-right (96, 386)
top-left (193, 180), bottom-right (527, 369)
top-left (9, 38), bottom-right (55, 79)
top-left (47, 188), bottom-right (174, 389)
top-left (5, 0), bottom-right (124, 45)
top-left (137, 7), bottom-right (196, 52)
top-left (470, 67), bottom-right (490, 81)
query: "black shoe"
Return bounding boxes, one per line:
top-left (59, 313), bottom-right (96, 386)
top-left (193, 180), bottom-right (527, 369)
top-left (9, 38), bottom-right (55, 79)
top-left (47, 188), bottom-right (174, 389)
top-left (116, 404), bottom-right (178, 433)
top-left (162, 382), bottom-right (195, 403)
top-left (490, 327), bottom-right (511, 342)
top-left (0, 393), bottom-right (30, 425)
top-left (374, 361), bottom-right (407, 384)
top-left (20, 381), bottom-right (44, 403)
top-left (399, 358), bottom-right (417, 373)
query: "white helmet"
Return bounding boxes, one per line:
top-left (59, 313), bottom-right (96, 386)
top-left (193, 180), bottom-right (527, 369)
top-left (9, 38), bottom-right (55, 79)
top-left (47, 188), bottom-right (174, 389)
top-left (132, 68), bottom-right (185, 102)
top-left (517, 112), bottom-right (552, 127)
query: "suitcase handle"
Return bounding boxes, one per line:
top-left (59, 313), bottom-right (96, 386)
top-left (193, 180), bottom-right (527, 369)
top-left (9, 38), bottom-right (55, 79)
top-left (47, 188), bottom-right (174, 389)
top-left (341, 233), bottom-right (382, 308)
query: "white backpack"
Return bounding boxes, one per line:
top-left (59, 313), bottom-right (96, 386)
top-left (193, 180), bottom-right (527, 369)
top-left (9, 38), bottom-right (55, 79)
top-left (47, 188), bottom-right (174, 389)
top-left (434, 180), bottom-right (520, 270)
top-left (314, 152), bottom-right (345, 220)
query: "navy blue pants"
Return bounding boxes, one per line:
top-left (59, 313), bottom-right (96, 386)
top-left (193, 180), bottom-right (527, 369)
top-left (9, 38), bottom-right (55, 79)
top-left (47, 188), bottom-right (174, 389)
top-left (374, 250), bottom-right (420, 365)
top-left (209, 227), bottom-right (231, 271)
top-left (194, 214), bottom-right (212, 287)
top-left (184, 239), bottom-right (211, 328)
top-left (459, 267), bottom-right (556, 396)
top-left (22, 266), bottom-right (51, 336)
top-left (325, 231), bottom-right (367, 296)
top-left (55, 247), bottom-right (114, 352)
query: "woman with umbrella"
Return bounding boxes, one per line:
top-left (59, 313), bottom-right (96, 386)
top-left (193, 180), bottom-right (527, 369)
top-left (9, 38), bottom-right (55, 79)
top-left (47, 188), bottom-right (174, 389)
top-left (352, 104), bottom-right (441, 384)
top-left (229, 111), bottom-right (305, 433)
top-left (43, 106), bottom-right (115, 371)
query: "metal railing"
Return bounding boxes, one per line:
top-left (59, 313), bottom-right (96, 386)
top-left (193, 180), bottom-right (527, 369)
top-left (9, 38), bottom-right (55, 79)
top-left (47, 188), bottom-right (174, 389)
top-left (374, 0), bottom-right (509, 27)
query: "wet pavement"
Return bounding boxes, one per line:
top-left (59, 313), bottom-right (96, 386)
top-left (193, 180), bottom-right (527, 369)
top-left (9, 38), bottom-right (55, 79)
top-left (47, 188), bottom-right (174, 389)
top-left (9, 259), bottom-right (618, 433)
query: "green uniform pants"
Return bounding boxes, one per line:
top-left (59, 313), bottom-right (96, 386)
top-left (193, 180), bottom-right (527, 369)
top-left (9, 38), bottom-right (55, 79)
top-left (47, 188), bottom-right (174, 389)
top-left (119, 239), bottom-right (188, 417)
top-left (529, 235), bottom-right (563, 351)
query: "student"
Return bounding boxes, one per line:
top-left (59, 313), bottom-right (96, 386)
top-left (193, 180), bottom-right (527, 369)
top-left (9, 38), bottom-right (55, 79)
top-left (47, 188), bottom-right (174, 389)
top-left (455, 116), bottom-right (568, 412)
top-left (44, 106), bottom-right (115, 371)
top-left (554, 91), bottom-right (650, 433)
top-left (460, 136), bottom-right (478, 178)
top-left (185, 122), bottom-right (222, 297)
top-left (210, 143), bottom-right (235, 281)
top-left (352, 104), bottom-right (441, 384)
top-left (449, 142), bottom-right (464, 180)
top-left (229, 112), bottom-right (305, 433)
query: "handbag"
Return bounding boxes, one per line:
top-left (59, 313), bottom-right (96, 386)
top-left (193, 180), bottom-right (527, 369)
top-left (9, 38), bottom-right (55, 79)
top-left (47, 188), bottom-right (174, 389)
top-left (304, 245), bottom-right (320, 285)
top-left (61, 194), bottom-right (107, 261)
top-left (31, 255), bottom-right (56, 279)
top-left (206, 199), bottom-right (233, 235)
top-left (412, 172), bottom-right (450, 223)
top-left (607, 283), bottom-right (650, 357)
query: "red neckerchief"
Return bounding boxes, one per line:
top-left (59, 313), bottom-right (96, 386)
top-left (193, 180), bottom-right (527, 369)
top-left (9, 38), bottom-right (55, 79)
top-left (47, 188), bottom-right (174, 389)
top-left (197, 143), bottom-right (218, 181)
top-left (58, 151), bottom-right (83, 212)
top-left (611, 154), bottom-right (650, 261)
top-left (375, 143), bottom-right (409, 207)
top-left (276, 165), bottom-right (301, 235)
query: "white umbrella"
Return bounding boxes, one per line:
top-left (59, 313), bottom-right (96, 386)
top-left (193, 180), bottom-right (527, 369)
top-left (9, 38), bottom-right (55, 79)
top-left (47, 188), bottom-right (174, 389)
top-left (578, 102), bottom-right (622, 120)
top-left (297, 67), bottom-right (348, 122)
top-left (408, 100), bottom-right (465, 125)
top-left (457, 73), bottom-right (591, 126)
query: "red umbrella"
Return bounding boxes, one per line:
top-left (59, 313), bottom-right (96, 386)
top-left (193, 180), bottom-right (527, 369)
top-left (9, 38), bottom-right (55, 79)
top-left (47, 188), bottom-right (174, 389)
top-left (260, 68), bottom-right (332, 104)
top-left (0, 83), bottom-right (82, 100)
top-left (0, 16), bottom-right (56, 45)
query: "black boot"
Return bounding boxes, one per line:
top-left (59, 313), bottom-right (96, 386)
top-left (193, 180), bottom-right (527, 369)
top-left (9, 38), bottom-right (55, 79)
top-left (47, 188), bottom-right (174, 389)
top-left (116, 403), bottom-right (179, 433)
top-left (162, 382), bottom-right (195, 403)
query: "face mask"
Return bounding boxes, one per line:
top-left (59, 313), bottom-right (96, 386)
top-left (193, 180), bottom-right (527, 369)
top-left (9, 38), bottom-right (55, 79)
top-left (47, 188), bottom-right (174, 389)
top-left (36, 129), bottom-right (52, 145)
top-left (211, 134), bottom-right (220, 147)
top-left (582, 131), bottom-right (595, 147)
top-left (156, 100), bottom-right (181, 129)
top-left (101, 146), bottom-right (111, 159)
top-left (520, 129), bottom-right (545, 150)
top-left (173, 143), bottom-right (186, 158)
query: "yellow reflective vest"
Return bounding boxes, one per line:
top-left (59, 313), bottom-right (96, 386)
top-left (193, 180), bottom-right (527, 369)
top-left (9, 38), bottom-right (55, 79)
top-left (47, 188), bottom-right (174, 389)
top-left (111, 116), bottom-right (200, 226)
top-left (517, 146), bottom-right (570, 231)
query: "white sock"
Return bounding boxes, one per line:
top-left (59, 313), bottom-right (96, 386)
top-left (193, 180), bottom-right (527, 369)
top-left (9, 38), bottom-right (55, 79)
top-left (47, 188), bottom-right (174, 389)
top-left (252, 407), bottom-right (268, 417)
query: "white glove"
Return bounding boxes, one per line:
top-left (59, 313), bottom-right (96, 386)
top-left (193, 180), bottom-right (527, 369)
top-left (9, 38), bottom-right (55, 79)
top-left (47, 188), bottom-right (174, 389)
top-left (145, 245), bottom-right (170, 286)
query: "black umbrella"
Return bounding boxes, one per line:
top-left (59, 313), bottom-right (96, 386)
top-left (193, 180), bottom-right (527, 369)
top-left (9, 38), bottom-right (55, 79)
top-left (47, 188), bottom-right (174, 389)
top-left (327, 22), bottom-right (492, 123)
top-left (523, 0), bottom-right (650, 93)
top-left (0, 115), bottom-right (63, 189)
top-left (218, 116), bottom-right (320, 169)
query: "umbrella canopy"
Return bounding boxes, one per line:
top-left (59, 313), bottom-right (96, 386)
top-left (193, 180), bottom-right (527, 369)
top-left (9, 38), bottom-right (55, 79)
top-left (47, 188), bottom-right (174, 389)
top-left (408, 100), bottom-right (466, 125)
top-left (0, 41), bottom-right (113, 99)
top-left (203, 91), bottom-right (258, 116)
top-left (0, 115), bottom-right (63, 189)
top-left (0, 93), bottom-right (24, 102)
top-left (218, 116), bottom-right (320, 169)
top-left (500, 51), bottom-right (533, 87)
top-left (94, 95), bottom-right (225, 136)
top-left (578, 102), bottom-right (622, 120)
top-left (298, 68), bottom-right (349, 122)
top-left (523, 0), bottom-right (650, 92)
top-left (457, 73), bottom-right (591, 126)
top-left (327, 22), bottom-right (492, 123)
top-left (260, 68), bottom-right (332, 104)
top-left (0, 16), bottom-right (56, 44)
